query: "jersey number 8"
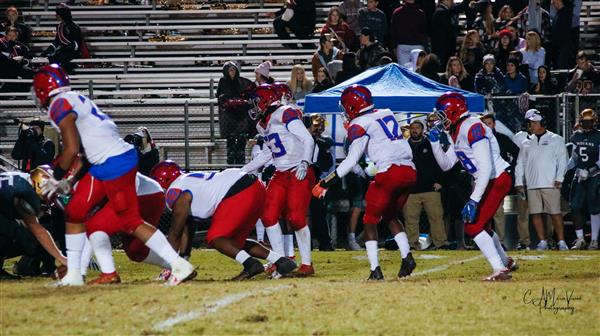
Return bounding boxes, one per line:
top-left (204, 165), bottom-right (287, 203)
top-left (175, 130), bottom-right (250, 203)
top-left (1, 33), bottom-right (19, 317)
top-left (455, 151), bottom-right (478, 174)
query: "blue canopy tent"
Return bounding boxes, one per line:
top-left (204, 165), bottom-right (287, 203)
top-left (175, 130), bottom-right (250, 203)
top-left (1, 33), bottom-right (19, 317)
top-left (304, 63), bottom-right (484, 113)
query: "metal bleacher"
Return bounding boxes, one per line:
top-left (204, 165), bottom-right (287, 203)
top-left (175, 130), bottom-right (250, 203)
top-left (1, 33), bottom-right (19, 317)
top-left (1, 0), bottom-right (598, 169)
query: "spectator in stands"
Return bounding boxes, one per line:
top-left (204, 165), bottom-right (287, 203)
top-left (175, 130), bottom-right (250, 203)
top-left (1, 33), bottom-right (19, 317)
top-left (41, 3), bottom-right (82, 74)
top-left (463, 47), bottom-right (483, 78)
top-left (254, 61), bottom-right (275, 85)
top-left (356, 27), bottom-right (386, 69)
top-left (459, 30), bottom-right (485, 70)
top-left (494, 0), bottom-right (528, 16)
top-left (273, 0), bottom-right (316, 49)
top-left (1, 6), bottom-right (31, 47)
top-left (378, 55), bottom-right (393, 65)
top-left (287, 64), bottom-right (313, 101)
top-left (405, 48), bottom-right (426, 72)
top-left (475, 54), bottom-right (505, 95)
top-left (0, 27), bottom-right (34, 92)
top-left (504, 58), bottom-right (529, 94)
top-left (472, 0), bottom-right (497, 51)
top-left (493, 29), bottom-right (516, 73)
top-left (123, 127), bottom-right (159, 176)
top-left (480, 113), bottom-right (520, 245)
top-left (419, 53), bottom-right (442, 82)
top-left (321, 7), bottom-right (358, 51)
top-left (515, 109), bottom-right (569, 250)
top-left (390, 0), bottom-right (428, 66)
top-left (495, 5), bottom-right (514, 31)
top-left (514, 1), bottom-right (552, 47)
top-left (358, 0), bottom-right (388, 44)
top-left (416, 0), bottom-right (437, 34)
top-left (312, 67), bottom-right (335, 93)
top-left (11, 118), bottom-right (55, 172)
top-left (404, 120), bottom-right (448, 250)
top-left (529, 65), bottom-right (559, 94)
top-left (311, 34), bottom-right (344, 80)
top-left (506, 22), bottom-right (526, 49)
top-left (440, 56), bottom-right (475, 91)
top-left (520, 30), bottom-right (545, 83)
top-left (566, 51), bottom-right (600, 95)
top-left (217, 61), bottom-right (254, 165)
top-left (509, 50), bottom-right (530, 82)
top-left (335, 52), bottom-right (362, 83)
top-left (339, 0), bottom-right (364, 36)
top-left (549, 0), bottom-right (574, 69)
top-left (431, 0), bottom-right (462, 70)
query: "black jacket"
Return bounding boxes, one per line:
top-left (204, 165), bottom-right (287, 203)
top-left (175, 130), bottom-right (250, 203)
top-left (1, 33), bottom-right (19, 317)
top-left (431, 2), bottom-right (465, 68)
top-left (11, 132), bottom-right (55, 172)
top-left (408, 137), bottom-right (443, 193)
top-left (313, 135), bottom-right (334, 176)
top-left (356, 41), bottom-right (386, 70)
top-left (1, 20), bottom-right (32, 46)
top-left (216, 62), bottom-right (255, 138)
top-left (493, 130), bottom-right (519, 171)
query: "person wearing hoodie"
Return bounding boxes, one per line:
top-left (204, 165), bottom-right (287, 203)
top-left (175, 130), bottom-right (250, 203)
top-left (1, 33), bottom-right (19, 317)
top-left (475, 54), bottom-right (505, 95)
top-left (356, 27), bottom-right (386, 69)
top-left (335, 52), bottom-right (362, 83)
top-left (404, 48), bottom-right (426, 72)
top-left (311, 33), bottom-right (344, 80)
top-left (41, 3), bottom-right (82, 74)
top-left (216, 61), bottom-right (255, 165)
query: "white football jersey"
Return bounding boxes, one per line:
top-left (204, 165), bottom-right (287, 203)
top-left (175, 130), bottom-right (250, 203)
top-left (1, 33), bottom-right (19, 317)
top-left (135, 173), bottom-right (163, 196)
top-left (165, 168), bottom-right (246, 219)
top-left (48, 91), bottom-right (132, 165)
top-left (337, 109), bottom-right (414, 177)
top-left (256, 105), bottom-right (314, 171)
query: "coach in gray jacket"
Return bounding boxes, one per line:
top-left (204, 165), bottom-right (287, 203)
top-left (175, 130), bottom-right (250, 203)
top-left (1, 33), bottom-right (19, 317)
top-left (515, 109), bottom-right (568, 251)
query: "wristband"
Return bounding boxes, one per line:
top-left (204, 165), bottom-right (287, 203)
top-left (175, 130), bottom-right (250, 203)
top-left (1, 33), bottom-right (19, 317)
top-left (320, 170), bottom-right (341, 188)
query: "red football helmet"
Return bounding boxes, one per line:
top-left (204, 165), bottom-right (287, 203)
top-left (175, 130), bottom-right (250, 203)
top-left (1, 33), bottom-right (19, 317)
top-left (271, 82), bottom-right (293, 104)
top-left (433, 92), bottom-right (469, 129)
top-left (248, 84), bottom-right (279, 120)
top-left (150, 160), bottom-right (183, 190)
top-left (339, 85), bottom-right (374, 121)
top-left (32, 64), bottom-right (71, 109)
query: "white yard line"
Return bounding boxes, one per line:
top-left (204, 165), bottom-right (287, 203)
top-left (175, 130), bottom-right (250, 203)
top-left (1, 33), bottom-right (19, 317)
top-left (411, 255), bottom-right (484, 276)
top-left (152, 284), bottom-right (290, 332)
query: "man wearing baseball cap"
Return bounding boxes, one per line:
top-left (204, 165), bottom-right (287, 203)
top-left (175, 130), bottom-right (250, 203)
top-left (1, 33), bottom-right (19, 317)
top-left (514, 109), bottom-right (569, 250)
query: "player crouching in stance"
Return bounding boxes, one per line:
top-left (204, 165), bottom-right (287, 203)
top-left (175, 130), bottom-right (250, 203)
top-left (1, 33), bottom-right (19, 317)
top-left (164, 168), bottom-right (297, 280)
top-left (428, 92), bottom-right (517, 281)
top-left (242, 84), bottom-right (316, 277)
top-left (32, 64), bottom-right (195, 286)
top-left (313, 85), bottom-right (417, 280)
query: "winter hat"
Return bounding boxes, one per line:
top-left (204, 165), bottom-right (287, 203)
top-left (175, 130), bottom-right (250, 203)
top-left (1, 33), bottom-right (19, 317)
top-left (498, 29), bottom-right (512, 40)
top-left (482, 54), bottom-right (495, 65)
top-left (56, 3), bottom-right (72, 21)
top-left (255, 61), bottom-right (271, 78)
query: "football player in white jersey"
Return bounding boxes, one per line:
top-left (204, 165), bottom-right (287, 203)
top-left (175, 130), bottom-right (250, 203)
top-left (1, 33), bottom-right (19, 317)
top-left (164, 169), bottom-right (297, 280)
top-left (242, 84), bottom-right (316, 276)
top-left (312, 85), bottom-right (417, 280)
top-left (31, 64), bottom-right (195, 286)
top-left (428, 92), bottom-right (517, 281)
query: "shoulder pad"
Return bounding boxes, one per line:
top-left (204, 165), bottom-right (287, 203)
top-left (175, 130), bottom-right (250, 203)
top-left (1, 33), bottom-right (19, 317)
top-left (281, 108), bottom-right (302, 125)
top-left (347, 124), bottom-right (367, 143)
top-left (49, 97), bottom-right (74, 125)
top-left (467, 122), bottom-right (486, 146)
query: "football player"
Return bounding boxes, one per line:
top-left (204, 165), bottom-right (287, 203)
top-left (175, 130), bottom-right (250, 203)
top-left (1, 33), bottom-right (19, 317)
top-left (165, 169), bottom-right (297, 280)
top-left (0, 170), bottom-right (67, 279)
top-left (32, 64), bottom-right (195, 286)
top-left (242, 84), bottom-right (316, 276)
top-left (428, 92), bottom-right (517, 281)
top-left (569, 108), bottom-right (600, 250)
top-left (312, 85), bottom-right (417, 280)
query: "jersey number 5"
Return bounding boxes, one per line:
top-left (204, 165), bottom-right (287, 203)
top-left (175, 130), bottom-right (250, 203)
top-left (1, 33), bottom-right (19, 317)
top-left (455, 151), bottom-right (477, 173)
top-left (376, 115), bottom-right (401, 141)
top-left (267, 133), bottom-right (287, 158)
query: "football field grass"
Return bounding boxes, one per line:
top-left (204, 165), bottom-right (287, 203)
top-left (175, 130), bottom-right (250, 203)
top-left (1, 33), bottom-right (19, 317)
top-left (1, 249), bottom-right (599, 335)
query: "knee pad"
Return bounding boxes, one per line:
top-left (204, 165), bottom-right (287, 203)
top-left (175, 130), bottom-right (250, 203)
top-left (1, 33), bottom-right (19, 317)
top-left (464, 223), bottom-right (484, 238)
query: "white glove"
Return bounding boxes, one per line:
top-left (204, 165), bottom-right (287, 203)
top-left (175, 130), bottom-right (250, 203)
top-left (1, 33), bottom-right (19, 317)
top-left (294, 161), bottom-right (309, 180)
top-left (41, 177), bottom-right (73, 199)
top-left (282, 8), bottom-right (294, 22)
top-left (576, 168), bottom-right (589, 182)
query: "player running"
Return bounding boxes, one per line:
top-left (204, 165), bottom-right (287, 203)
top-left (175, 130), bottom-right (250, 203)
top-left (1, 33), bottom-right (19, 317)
top-left (242, 84), bottom-right (316, 276)
top-left (312, 85), bottom-right (417, 280)
top-left (428, 92), bottom-right (517, 281)
top-left (32, 64), bottom-right (195, 286)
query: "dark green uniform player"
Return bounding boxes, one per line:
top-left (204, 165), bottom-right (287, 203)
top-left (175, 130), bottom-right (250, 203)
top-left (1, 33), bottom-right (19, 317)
top-left (569, 109), bottom-right (600, 250)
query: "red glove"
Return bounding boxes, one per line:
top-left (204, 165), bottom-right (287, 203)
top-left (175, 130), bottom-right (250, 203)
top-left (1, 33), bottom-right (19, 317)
top-left (312, 183), bottom-right (328, 199)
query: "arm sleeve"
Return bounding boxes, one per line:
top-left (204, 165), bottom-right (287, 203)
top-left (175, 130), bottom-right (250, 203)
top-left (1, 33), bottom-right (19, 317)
top-left (10, 134), bottom-right (27, 160)
top-left (287, 119), bottom-right (315, 163)
top-left (430, 140), bottom-right (458, 172)
top-left (336, 136), bottom-right (368, 178)
top-left (241, 147), bottom-right (272, 173)
top-left (554, 138), bottom-right (568, 183)
top-left (469, 139), bottom-right (493, 202)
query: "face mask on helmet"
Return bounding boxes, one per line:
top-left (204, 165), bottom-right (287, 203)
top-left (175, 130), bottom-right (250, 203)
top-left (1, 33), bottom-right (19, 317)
top-left (29, 165), bottom-right (53, 201)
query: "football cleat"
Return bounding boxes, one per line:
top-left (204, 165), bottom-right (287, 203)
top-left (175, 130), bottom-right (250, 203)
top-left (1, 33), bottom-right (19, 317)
top-left (156, 268), bottom-right (172, 281)
top-left (47, 272), bottom-right (85, 287)
top-left (295, 264), bottom-right (315, 277)
top-left (571, 238), bottom-right (587, 250)
top-left (516, 243), bottom-right (530, 251)
top-left (231, 258), bottom-right (265, 281)
top-left (88, 272), bottom-right (121, 285)
top-left (274, 257), bottom-right (297, 277)
top-left (558, 240), bottom-right (568, 251)
top-left (264, 263), bottom-right (276, 274)
top-left (165, 257), bottom-right (196, 286)
top-left (536, 240), bottom-right (548, 251)
top-left (367, 266), bottom-right (384, 281)
top-left (588, 240), bottom-right (598, 250)
top-left (506, 257), bottom-right (518, 272)
top-left (484, 269), bottom-right (512, 281)
top-left (398, 253), bottom-right (417, 278)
